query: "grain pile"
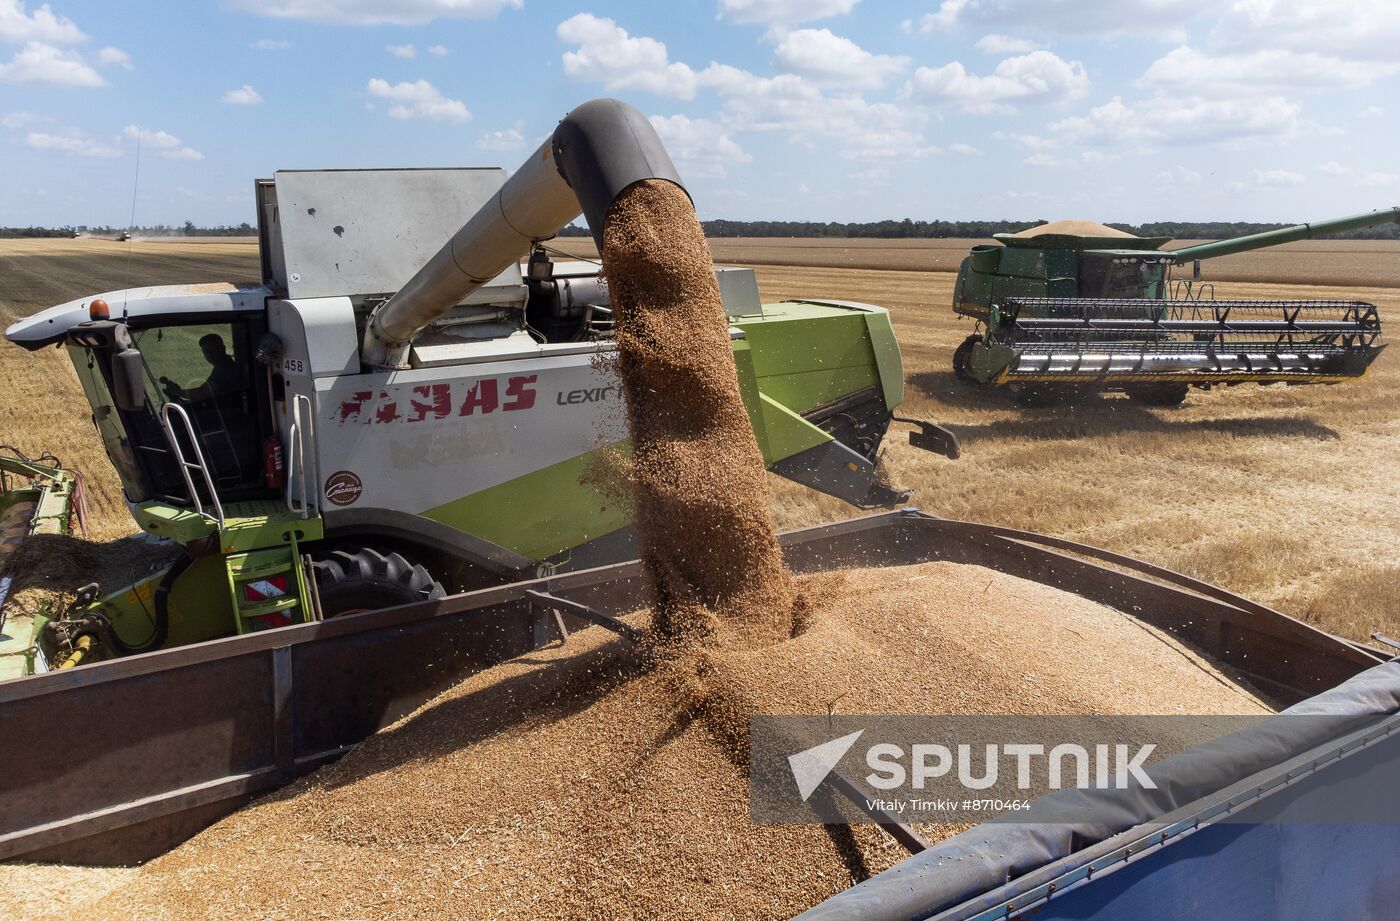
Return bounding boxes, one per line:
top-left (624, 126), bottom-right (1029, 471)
top-left (1, 533), bottom-right (176, 624)
top-left (13, 560), bottom-right (1271, 921)
top-left (1008, 220), bottom-right (1138, 239)
top-left (599, 179), bottom-right (794, 646)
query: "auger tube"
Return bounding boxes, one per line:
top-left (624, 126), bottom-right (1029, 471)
top-left (362, 98), bottom-right (686, 368)
top-left (1170, 206), bottom-right (1400, 264)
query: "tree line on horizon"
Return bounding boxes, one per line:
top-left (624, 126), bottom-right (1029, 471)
top-left (562, 218), bottom-right (1400, 240)
top-left (5, 217), bottom-right (1398, 241)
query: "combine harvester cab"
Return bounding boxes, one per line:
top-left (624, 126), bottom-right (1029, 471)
top-left (1, 99), bottom-right (955, 676)
top-left (951, 209), bottom-right (1394, 405)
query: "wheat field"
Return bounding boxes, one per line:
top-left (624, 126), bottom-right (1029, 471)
top-left (1, 236), bottom-right (1396, 643)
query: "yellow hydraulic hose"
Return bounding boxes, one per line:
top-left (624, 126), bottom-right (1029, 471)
top-left (57, 634), bottom-right (96, 669)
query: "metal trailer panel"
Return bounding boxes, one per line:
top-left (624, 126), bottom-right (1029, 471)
top-left (0, 511), bottom-right (1383, 866)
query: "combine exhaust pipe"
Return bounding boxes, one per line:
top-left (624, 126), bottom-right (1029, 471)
top-left (362, 99), bottom-right (685, 368)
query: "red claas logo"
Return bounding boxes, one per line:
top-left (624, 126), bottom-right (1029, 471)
top-left (335, 375), bottom-right (537, 425)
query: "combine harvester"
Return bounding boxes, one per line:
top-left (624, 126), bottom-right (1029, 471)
top-left (951, 209), bottom-right (1394, 404)
top-left (2, 98), bottom-right (955, 673)
top-left (1, 101), bottom-right (1398, 917)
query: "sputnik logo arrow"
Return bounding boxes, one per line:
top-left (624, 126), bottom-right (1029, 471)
top-left (788, 730), bottom-right (864, 802)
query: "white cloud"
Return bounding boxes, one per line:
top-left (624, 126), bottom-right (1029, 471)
top-left (649, 114), bottom-right (752, 178)
top-left (1050, 94), bottom-right (1300, 147)
top-left (772, 28), bottom-right (907, 89)
top-left (26, 128), bottom-right (120, 157)
top-left (904, 50), bottom-right (1089, 113)
top-left (993, 129), bottom-right (1057, 150)
top-left (366, 77), bottom-right (470, 122)
top-left (717, 0), bottom-right (859, 26)
top-left (252, 38), bottom-right (290, 49)
top-left (387, 43), bottom-right (416, 59)
top-left (1212, 1), bottom-right (1400, 60)
top-left (428, 44), bottom-right (447, 55)
top-left (96, 46), bottom-right (130, 69)
top-left (557, 13), bottom-right (699, 99)
top-left (1, 109), bottom-right (35, 127)
top-left (1359, 105), bottom-right (1383, 119)
top-left (1154, 165), bottom-right (1202, 184)
top-left (1250, 169), bottom-right (1305, 187)
top-left (927, 0), bottom-right (1203, 39)
top-left (848, 165), bottom-right (890, 186)
top-left (0, 41), bottom-right (104, 85)
top-left (120, 124), bottom-right (205, 160)
top-left (975, 34), bottom-right (1041, 54)
top-left (228, 0), bottom-right (521, 26)
top-left (1140, 46), bottom-right (1396, 95)
top-left (1024, 150), bottom-right (1119, 168)
top-left (949, 142), bottom-right (981, 155)
top-left (700, 63), bottom-right (935, 161)
top-left (1317, 161), bottom-right (1399, 187)
top-left (222, 84), bottom-right (264, 105)
top-left (0, 0), bottom-right (84, 44)
top-left (474, 125), bottom-right (525, 152)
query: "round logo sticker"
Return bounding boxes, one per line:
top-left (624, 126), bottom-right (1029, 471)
top-left (324, 470), bottom-right (363, 506)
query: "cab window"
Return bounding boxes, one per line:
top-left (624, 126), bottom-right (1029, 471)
top-left (126, 321), bottom-right (265, 501)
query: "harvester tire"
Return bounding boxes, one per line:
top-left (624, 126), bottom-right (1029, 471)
top-left (312, 547), bottom-right (446, 618)
top-left (952, 334), bottom-right (982, 384)
top-left (1125, 383), bottom-right (1189, 407)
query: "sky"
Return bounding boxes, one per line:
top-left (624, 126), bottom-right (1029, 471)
top-left (2, 0), bottom-right (1398, 228)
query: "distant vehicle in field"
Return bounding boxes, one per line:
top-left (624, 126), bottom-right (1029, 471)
top-left (117, 230), bottom-right (131, 242)
top-left (950, 209), bottom-right (1396, 405)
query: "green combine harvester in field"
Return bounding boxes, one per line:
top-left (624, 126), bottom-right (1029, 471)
top-left (0, 100), bottom-right (954, 676)
top-left (950, 208), bottom-right (1394, 405)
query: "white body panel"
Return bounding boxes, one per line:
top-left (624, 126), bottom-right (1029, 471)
top-left (308, 347), bottom-right (627, 518)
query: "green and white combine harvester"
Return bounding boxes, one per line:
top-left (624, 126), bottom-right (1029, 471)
top-left (1, 100), bottom-right (954, 676)
top-left (950, 209), bottom-right (1394, 405)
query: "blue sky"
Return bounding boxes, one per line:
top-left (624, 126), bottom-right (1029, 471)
top-left (2, 0), bottom-right (1397, 227)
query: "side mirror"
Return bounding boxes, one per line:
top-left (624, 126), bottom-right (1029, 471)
top-left (111, 348), bottom-right (147, 413)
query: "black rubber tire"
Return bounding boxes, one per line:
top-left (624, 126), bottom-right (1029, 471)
top-left (1125, 383), bottom-right (1190, 407)
top-left (952, 334), bottom-right (983, 384)
top-left (312, 547), bottom-right (445, 618)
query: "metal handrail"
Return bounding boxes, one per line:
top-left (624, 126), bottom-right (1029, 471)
top-left (294, 394), bottom-right (316, 517)
top-left (284, 420), bottom-right (300, 515)
top-left (159, 403), bottom-right (226, 527)
top-left (285, 394), bottom-right (315, 519)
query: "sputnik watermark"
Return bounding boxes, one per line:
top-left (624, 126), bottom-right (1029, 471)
top-left (788, 731), bottom-right (1154, 802)
top-left (750, 714), bottom-right (1262, 825)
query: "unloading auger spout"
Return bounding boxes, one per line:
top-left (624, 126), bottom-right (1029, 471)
top-left (362, 98), bottom-right (686, 368)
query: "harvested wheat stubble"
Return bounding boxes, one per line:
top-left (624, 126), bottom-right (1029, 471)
top-left (22, 560), bottom-right (1270, 921)
top-left (600, 179), bottom-right (794, 647)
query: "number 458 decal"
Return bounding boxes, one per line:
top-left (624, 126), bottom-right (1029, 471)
top-left (335, 375), bottom-right (537, 425)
